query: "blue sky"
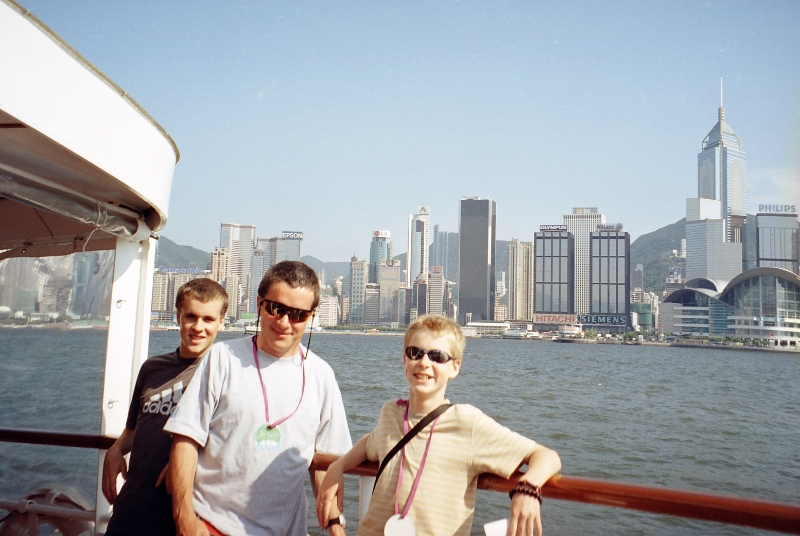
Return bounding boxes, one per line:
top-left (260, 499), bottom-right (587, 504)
top-left (23, 1), bottom-right (800, 261)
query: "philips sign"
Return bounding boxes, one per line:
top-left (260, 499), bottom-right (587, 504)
top-left (758, 204), bottom-right (796, 214)
top-left (282, 232), bottom-right (304, 240)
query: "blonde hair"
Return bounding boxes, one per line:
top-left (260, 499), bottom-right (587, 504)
top-left (404, 314), bottom-right (466, 362)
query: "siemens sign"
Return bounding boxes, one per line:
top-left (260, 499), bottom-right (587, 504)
top-left (158, 267), bottom-right (204, 274)
top-left (282, 232), bottom-right (304, 240)
top-left (579, 314), bottom-right (628, 325)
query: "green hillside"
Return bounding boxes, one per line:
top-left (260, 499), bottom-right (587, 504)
top-left (156, 236), bottom-right (211, 269)
top-left (630, 218), bottom-right (686, 292)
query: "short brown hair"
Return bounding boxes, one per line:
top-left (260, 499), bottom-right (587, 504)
top-left (257, 261), bottom-right (320, 309)
top-left (404, 314), bottom-right (466, 362)
top-left (175, 277), bottom-right (229, 317)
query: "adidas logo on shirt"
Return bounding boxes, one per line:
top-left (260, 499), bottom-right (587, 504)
top-left (142, 381), bottom-right (185, 416)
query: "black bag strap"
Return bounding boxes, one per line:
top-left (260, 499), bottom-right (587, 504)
top-left (372, 403), bottom-right (452, 492)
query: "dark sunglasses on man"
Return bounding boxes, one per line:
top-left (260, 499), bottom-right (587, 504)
top-left (259, 298), bottom-right (314, 323)
top-left (403, 346), bottom-right (454, 364)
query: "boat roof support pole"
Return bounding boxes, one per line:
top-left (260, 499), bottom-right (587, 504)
top-left (94, 235), bottom-right (157, 529)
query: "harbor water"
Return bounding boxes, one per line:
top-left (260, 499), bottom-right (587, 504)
top-left (1, 329), bottom-right (798, 535)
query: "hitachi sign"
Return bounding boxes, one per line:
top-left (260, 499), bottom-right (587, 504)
top-left (758, 204), bottom-right (796, 214)
top-left (533, 314), bottom-right (577, 324)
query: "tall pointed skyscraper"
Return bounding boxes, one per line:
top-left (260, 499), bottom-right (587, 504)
top-left (697, 80), bottom-right (747, 242)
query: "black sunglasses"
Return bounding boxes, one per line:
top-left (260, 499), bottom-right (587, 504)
top-left (260, 298), bottom-right (313, 323)
top-left (404, 346), bottom-right (453, 364)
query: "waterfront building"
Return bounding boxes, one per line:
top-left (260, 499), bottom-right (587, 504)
top-left (348, 255), bottom-right (367, 324)
top-left (210, 247), bottom-right (229, 284)
top-left (697, 89), bottom-right (746, 243)
top-left (151, 272), bottom-right (170, 312)
top-left (317, 295), bottom-right (340, 327)
top-left (431, 225), bottom-right (449, 280)
top-left (685, 198), bottom-right (742, 282)
top-left (508, 239), bottom-right (534, 320)
top-left (458, 197), bottom-right (496, 324)
top-left (364, 283), bottom-right (380, 326)
top-left (406, 206), bottom-right (430, 287)
top-left (220, 223), bottom-right (256, 283)
top-left (563, 207), bottom-right (605, 314)
top-left (534, 226), bottom-right (574, 318)
top-left (369, 230), bottom-right (392, 284)
top-left (586, 226), bottom-right (630, 333)
top-left (223, 273), bottom-right (240, 321)
top-left (756, 213), bottom-right (799, 273)
top-left (632, 264), bottom-right (644, 291)
top-left (661, 267), bottom-right (800, 348)
top-left (427, 266), bottom-right (446, 316)
top-left (378, 261), bottom-right (403, 324)
top-left (248, 249), bottom-right (270, 313)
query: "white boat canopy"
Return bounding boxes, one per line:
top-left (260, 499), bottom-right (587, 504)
top-left (0, 0), bottom-right (178, 261)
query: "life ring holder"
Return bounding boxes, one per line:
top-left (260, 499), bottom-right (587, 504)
top-left (0, 488), bottom-right (94, 536)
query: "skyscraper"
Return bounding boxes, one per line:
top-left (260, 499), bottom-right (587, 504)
top-left (756, 213), bottom-right (799, 273)
top-left (697, 84), bottom-right (747, 242)
top-left (406, 206), bottom-right (430, 287)
top-left (349, 255), bottom-right (367, 324)
top-left (534, 226), bottom-right (574, 316)
top-left (220, 223), bottom-right (256, 281)
top-left (563, 207), bottom-right (604, 315)
top-left (589, 226), bottom-right (630, 320)
top-left (508, 239), bottom-right (534, 320)
top-left (458, 197), bottom-right (496, 324)
top-left (369, 231), bottom-right (392, 284)
top-left (685, 198), bottom-right (742, 281)
top-left (427, 266), bottom-right (446, 316)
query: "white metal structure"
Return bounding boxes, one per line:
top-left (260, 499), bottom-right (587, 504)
top-left (0, 0), bottom-right (178, 530)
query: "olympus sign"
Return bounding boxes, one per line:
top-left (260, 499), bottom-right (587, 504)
top-left (758, 204), bottom-right (796, 214)
top-left (539, 225), bottom-right (567, 231)
top-left (282, 231), bottom-right (304, 240)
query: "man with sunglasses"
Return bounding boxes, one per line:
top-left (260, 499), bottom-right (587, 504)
top-left (316, 314), bottom-right (561, 536)
top-left (165, 261), bottom-right (352, 536)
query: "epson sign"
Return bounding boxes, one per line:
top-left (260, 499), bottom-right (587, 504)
top-left (758, 204), bottom-right (796, 214)
top-left (282, 231), bottom-right (304, 240)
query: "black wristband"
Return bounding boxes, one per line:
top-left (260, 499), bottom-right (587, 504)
top-left (509, 481), bottom-right (543, 504)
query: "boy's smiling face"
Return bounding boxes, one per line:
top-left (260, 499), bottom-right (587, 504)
top-left (403, 329), bottom-right (461, 409)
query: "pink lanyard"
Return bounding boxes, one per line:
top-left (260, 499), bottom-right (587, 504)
top-left (251, 335), bottom-right (306, 428)
top-left (394, 399), bottom-right (441, 518)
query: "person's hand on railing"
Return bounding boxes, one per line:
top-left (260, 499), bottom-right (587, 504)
top-left (508, 491), bottom-right (542, 536)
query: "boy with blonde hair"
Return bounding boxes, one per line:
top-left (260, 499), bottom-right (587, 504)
top-left (317, 314), bottom-right (561, 536)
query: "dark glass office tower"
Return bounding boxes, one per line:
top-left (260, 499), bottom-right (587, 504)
top-left (589, 228), bottom-right (630, 316)
top-left (534, 228), bottom-right (574, 314)
top-left (458, 197), bottom-right (496, 324)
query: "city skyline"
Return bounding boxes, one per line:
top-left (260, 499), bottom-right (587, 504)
top-left (23, 2), bottom-right (800, 261)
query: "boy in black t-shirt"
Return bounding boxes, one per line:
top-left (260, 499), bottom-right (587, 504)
top-left (102, 278), bottom-right (228, 536)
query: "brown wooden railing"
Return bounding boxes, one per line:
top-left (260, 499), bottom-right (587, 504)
top-left (3, 428), bottom-right (800, 534)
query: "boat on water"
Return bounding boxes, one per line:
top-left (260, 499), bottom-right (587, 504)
top-left (1, 1), bottom-right (799, 534)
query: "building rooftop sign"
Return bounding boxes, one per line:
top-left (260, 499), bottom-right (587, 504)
top-left (373, 230), bottom-right (390, 238)
top-left (539, 225), bottom-right (567, 231)
top-left (758, 204), bottom-right (796, 214)
top-left (596, 223), bottom-right (624, 231)
top-left (282, 231), bottom-right (304, 240)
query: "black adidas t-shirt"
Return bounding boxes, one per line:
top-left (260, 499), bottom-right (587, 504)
top-left (106, 350), bottom-right (201, 536)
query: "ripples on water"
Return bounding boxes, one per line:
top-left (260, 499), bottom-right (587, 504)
top-left (1, 329), bottom-right (798, 535)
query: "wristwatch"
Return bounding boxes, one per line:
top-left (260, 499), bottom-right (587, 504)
top-left (326, 513), bottom-right (346, 530)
